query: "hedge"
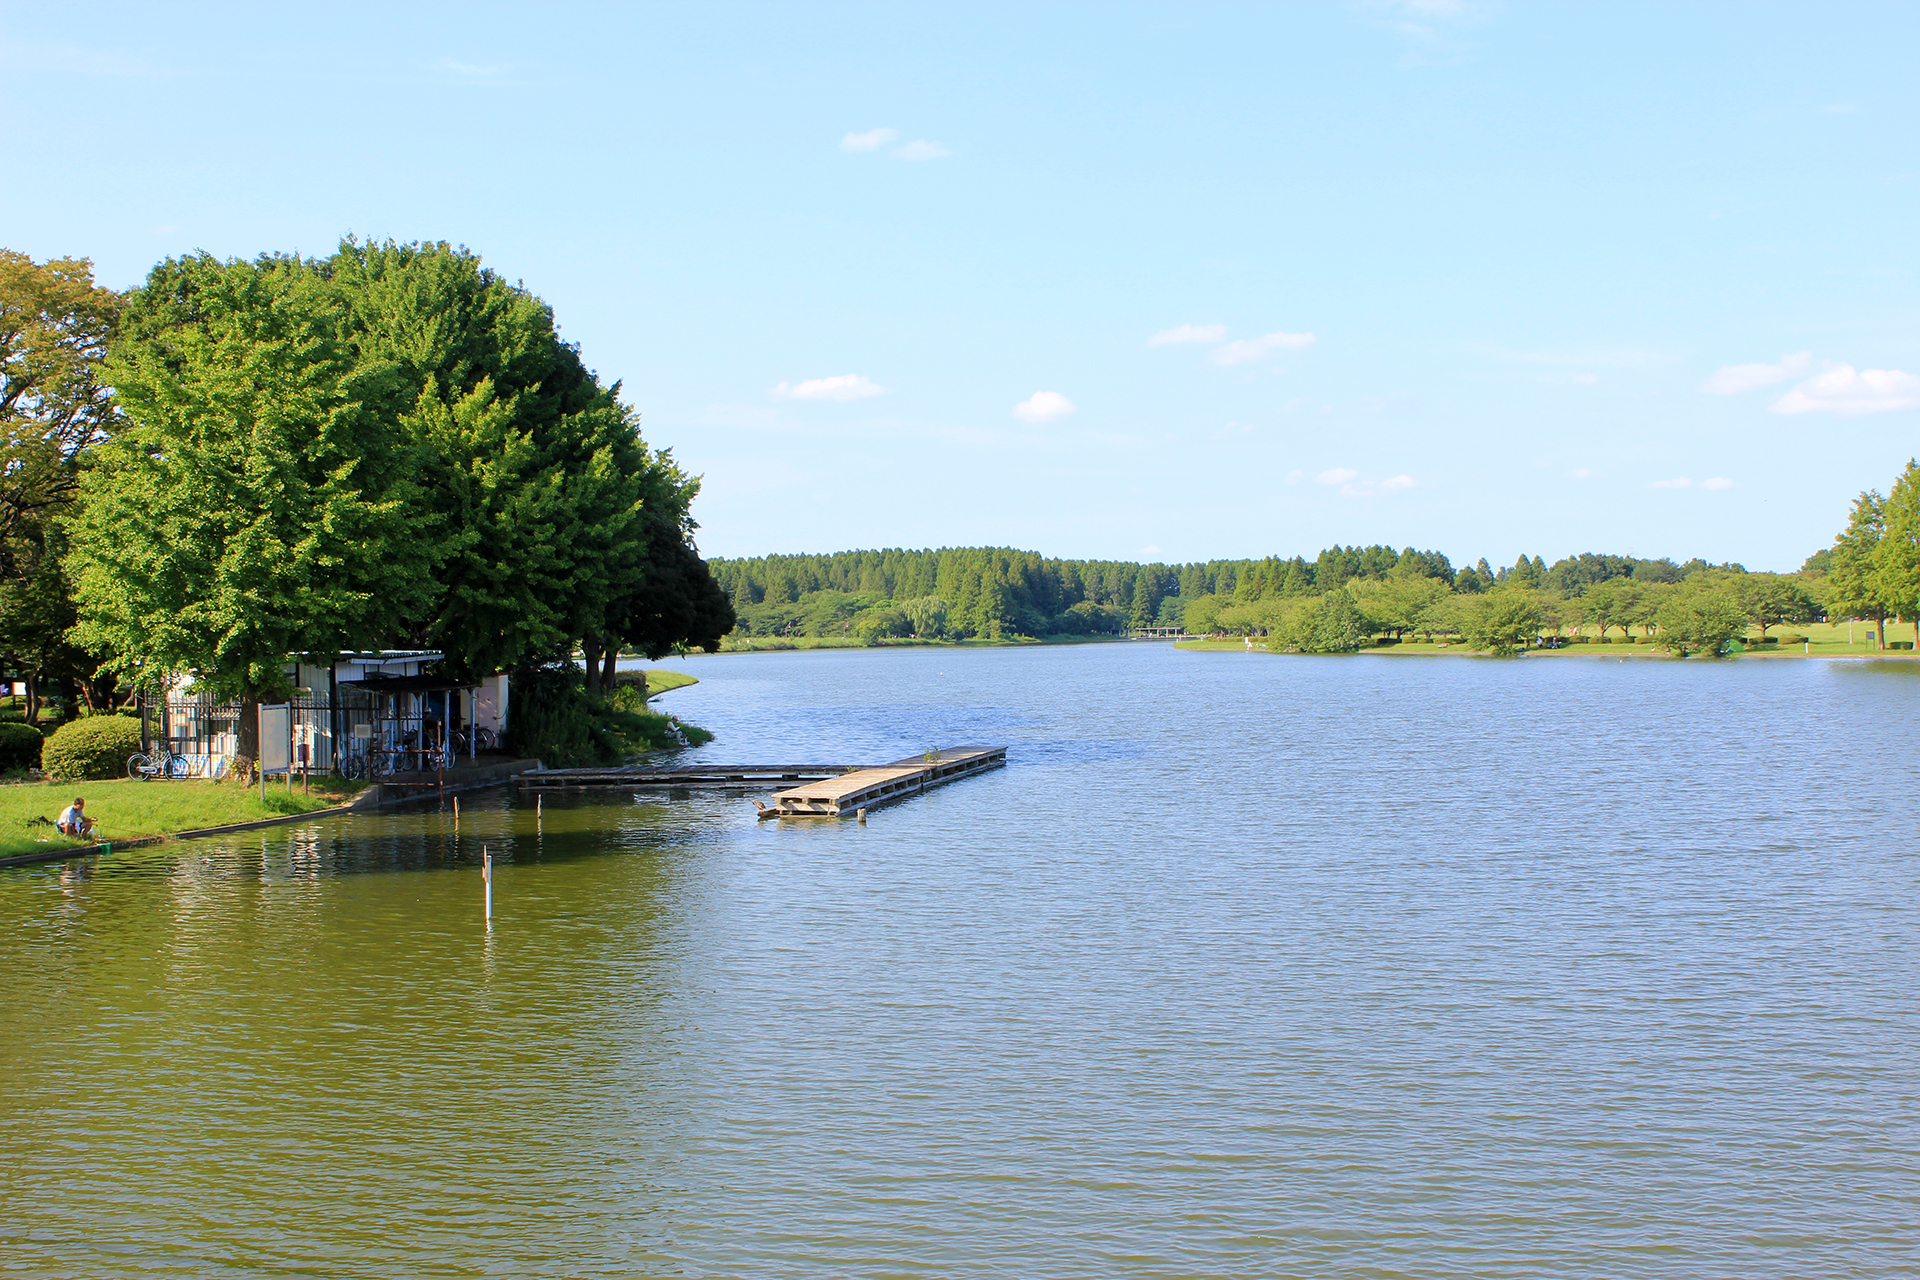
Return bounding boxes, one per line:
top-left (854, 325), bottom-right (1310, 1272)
top-left (0, 721), bottom-right (43, 771)
top-left (41, 715), bottom-right (144, 781)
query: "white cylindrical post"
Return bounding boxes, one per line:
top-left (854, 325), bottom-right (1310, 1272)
top-left (483, 844), bottom-right (492, 922)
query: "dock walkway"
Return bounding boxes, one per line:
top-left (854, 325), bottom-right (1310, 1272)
top-left (761, 746), bottom-right (1006, 818)
top-left (519, 764), bottom-right (846, 790)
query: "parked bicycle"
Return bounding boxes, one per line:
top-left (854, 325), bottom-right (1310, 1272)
top-left (454, 725), bottom-right (498, 756)
top-left (127, 745), bottom-right (190, 781)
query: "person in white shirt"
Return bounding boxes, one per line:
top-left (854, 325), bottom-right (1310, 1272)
top-left (56, 797), bottom-right (93, 837)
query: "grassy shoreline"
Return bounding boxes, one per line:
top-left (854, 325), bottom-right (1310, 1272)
top-left (0, 776), bottom-right (361, 861)
top-left (1176, 620), bottom-right (1914, 659)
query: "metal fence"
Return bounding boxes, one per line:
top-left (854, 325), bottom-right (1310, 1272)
top-left (138, 683), bottom-right (483, 779)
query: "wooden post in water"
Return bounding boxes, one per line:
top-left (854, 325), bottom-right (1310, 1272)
top-left (857, 808), bottom-right (867, 825)
top-left (482, 844), bottom-right (492, 922)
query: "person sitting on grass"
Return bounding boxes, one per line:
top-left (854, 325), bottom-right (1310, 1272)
top-left (56, 796), bottom-right (94, 838)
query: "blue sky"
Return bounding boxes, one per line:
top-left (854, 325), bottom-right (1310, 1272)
top-left (3, 2), bottom-right (1916, 571)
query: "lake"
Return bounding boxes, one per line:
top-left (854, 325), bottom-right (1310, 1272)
top-left (3, 643), bottom-right (1917, 1278)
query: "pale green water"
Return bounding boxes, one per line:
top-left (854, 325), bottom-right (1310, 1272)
top-left (3, 644), bottom-right (1917, 1277)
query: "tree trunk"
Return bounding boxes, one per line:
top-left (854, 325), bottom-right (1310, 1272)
top-left (1878, 611), bottom-right (1888, 650)
top-left (23, 672), bottom-right (38, 724)
top-left (237, 693), bottom-right (261, 770)
top-left (581, 635), bottom-right (603, 696)
top-left (601, 646), bottom-right (619, 695)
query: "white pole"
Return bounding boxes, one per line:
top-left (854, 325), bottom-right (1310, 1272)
top-left (258, 703), bottom-right (266, 803)
top-left (483, 844), bottom-right (492, 922)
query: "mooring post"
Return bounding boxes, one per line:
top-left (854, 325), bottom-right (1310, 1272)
top-left (857, 808), bottom-right (867, 825)
top-left (482, 844), bottom-right (492, 922)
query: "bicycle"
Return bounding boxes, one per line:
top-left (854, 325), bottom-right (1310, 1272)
top-left (127, 746), bottom-right (190, 781)
top-left (454, 725), bottom-right (498, 755)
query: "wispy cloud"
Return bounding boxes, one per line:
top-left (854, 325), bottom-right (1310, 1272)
top-left (1013, 391), bottom-right (1076, 423)
top-left (894, 140), bottom-right (950, 161)
top-left (1771, 364), bottom-right (1920, 416)
top-left (1213, 421), bottom-right (1256, 439)
top-left (1139, 544), bottom-right (1161, 556)
top-left (1149, 323), bottom-right (1227, 346)
top-left (841, 127), bottom-right (898, 152)
top-left (430, 56), bottom-right (503, 77)
top-left (1570, 372), bottom-right (1600, 386)
top-left (772, 374), bottom-right (887, 402)
top-left (1492, 345), bottom-right (1665, 368)
top-left (1702, 476), bottom-right (1737, 490)
top-left (1212, 331), bottom-right (1316, 366)
top-left (1651, 477), bottom-right (1692, 489)
top-left (1316, 467), bottom-right (1359, 485)
top-left (0, 36), bottom-right (160, 77)
top-left (1701, 351), bottom-right (1812, 394)
top-left (1567, 467), bottom-right (1598, 480)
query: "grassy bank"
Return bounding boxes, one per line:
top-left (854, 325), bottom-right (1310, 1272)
top-left (640, 669), bottom-right (700, 695)
top-left (713, 634), bottom-right (1128, 653)
top-left (0, 776), bottom-right (360, 860)
top-left (1176, 620), bottom-right (1917, 659)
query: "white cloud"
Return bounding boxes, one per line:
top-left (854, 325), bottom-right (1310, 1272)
top-left (1382, 475), bottom-right (1416, 491)
top-left (1213, 421), bottom-right (1255, 439)
top-left (1701, 351), bottom-right (1811, 394)
top-left (841, 127), bottom-right (898, 151)
top-left (1013, 391), bottom-right (1076, 423)
top-left (1651, 477), bottom-right (1693, 489)
top-left (1771, 364), bottom-right (1920, 416)
top-left (1212, 331), bottom-right (1317, 366)
top-left (1149, 323), bottom-right (1227, 346)
top-left (1571, 372), bottom-right (1599, 386)
top-left (1567, 467), bottom-right (1597, 480)
top-left (1140, 545), bottom-right (1161, 556)
top-left (1316, 467), bottom-right (1358, 485)
top-left (1824, 102), bottom-right (1858, 114)
top-left (894, 140), bottom-right (950, 161)
top-left (772, 374), bottom-right (887, 402)
top-left (1702, 476), bottom-right (1737, 490)
top-left (1285, 469), bottom-right (1304, 484)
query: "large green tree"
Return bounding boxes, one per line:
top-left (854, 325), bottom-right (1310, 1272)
top-left (1829, 490), bottom-right (1889, 648)
top-left (1875, 461), bottom-right (1920, 649)
top-left (0, 250), bottom-right (120, 582)
top-left (68, 252), bottom-right (425, 761)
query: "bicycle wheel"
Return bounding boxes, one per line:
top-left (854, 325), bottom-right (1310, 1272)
top-left (340, 752), bottom-right (365, 781)
top-left (127, 753), bottom-right (150, 781)
top-left (163, 752), bottom-right (190, 780)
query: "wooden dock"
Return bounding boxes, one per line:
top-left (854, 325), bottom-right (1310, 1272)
top-left (760, 746), bottom-right (1006, 819)
top-left (518, 764), bottom-right (847, 790)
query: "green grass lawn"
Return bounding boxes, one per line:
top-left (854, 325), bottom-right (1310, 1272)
top-left (0, 776), bottom-right (361, 860)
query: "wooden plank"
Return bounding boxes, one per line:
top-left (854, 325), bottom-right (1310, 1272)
top-left (766, 746), bottom-right (1005, 817)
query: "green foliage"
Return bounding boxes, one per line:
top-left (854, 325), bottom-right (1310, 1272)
top-left (1286, 589), bottom-right (1368, 653)
top-left (1874, 461), bottom-right (1920, 631)
top-left (0, 720), bottom-right (43, 770)
top-left (1656, 591), bottom-right (1748, 657)
top-left (1465, 591), bottom-right (1544, 656)
top-left (1828, 489), bottom-right (1888, 642)
top-left (503, 663), bottom-right (710, 766)
top-left (69, 251), bottom-right (425, 707)
top-left (40, 713), bottom-right (142, 781)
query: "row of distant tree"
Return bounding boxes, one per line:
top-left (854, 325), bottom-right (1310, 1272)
top-left (709, 541), bottom-right (1842, 651)
top-left (0, 244), bottom-right (733, 754)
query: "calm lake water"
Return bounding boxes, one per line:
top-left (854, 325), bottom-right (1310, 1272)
top-left (3, 644), bottom-right (1917, 1278)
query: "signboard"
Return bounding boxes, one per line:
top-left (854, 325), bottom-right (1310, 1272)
top-left (259, 704), bottom-right (293, 774)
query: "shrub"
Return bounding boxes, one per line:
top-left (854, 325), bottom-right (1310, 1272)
top-left (41, 715), bottom-right (144, 781)
top-left (0, 721), bottom-right (43, 771)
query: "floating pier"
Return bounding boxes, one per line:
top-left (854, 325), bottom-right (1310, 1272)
top-left (759, 746), bottom-right (1006, 819)
top-left (518, 764), bottom-right (847, 790)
